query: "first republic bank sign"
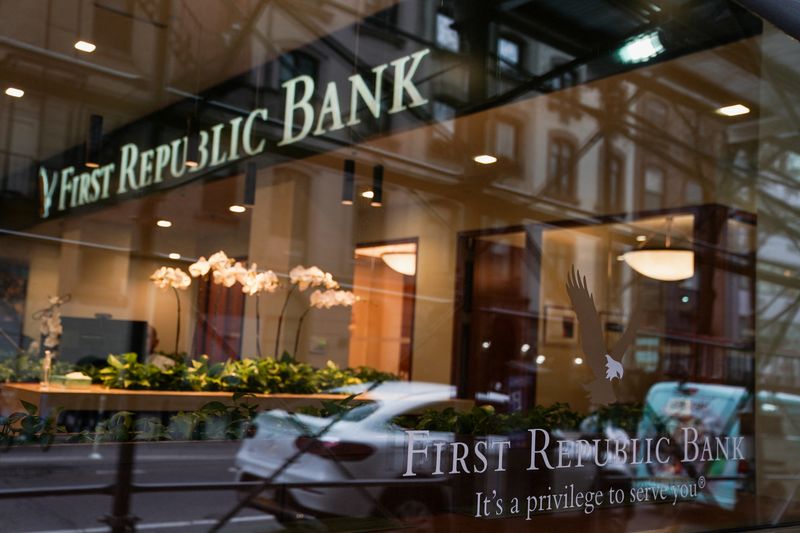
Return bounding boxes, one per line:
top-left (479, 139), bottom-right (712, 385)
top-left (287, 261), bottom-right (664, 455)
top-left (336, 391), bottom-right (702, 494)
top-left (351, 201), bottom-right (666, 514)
top-left (37, 48), bottom-right (431, 219)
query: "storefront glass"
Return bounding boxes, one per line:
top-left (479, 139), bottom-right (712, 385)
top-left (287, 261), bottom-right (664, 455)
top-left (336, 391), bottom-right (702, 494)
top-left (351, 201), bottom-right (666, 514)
top-left (0, 0), bottom-right (799, 531)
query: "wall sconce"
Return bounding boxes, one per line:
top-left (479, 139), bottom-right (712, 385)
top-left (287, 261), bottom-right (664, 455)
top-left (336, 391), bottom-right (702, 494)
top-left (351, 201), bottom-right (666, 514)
top-left (623, 216), bottom-right (694, 281)
top-left (341, 159), bottom-right (355, 205)
top-left (85, 114), bottom-right (103, 168)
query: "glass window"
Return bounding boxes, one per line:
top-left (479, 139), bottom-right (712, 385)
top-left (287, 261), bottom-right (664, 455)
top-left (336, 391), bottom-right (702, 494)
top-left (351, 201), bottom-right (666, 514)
top-left (498, 36), bottom-right (521, 69)
top-left (436, 12), bottom-right (459, 52)
top-left (4, 1), bottom-right (800, 531)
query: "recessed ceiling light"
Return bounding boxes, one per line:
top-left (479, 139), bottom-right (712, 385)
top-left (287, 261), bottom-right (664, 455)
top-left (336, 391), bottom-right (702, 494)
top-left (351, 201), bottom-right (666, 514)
top-left (156, 219), bottom-right (172, 228)
top-left (715, 104), bottom-right (750, 117)
top-left (473, 154), bottom-right (498, 165)
top-left (5, 87), bottom-right (24, 98)
top-left (229, 205), bottom-right (246, 213)
top-left (361, 190), bottom-right (375, 199)
top-left (574, 357), bottom-right (584, 365)
top-left (535, 354), bottom-right (546, 364)
top-left (636, 235), bottom-right (647, 242)
top-left (74, 40), bottom-right (96, 53)
top-left (168, 253), bottom-right (181, 260)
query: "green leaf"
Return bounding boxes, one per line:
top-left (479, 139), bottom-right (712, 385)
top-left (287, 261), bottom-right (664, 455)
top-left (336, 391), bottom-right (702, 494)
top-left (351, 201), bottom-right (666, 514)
top-left (20, 400), bottom-right (37, 416)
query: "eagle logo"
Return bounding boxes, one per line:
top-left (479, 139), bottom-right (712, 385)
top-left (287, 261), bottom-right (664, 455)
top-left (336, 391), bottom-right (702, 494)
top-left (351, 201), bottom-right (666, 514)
top-left (565, 266), bottom-right (641, 406)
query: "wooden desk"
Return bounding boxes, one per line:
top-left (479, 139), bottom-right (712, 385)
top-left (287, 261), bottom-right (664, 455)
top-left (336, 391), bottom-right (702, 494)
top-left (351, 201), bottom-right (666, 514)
top-left (0, 383), bottom-right (354, 417)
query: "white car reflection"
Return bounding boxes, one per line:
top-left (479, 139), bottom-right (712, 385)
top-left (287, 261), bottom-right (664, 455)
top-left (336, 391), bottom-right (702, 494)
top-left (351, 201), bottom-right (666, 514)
top-left (235, 382), bottom-right (460, 524)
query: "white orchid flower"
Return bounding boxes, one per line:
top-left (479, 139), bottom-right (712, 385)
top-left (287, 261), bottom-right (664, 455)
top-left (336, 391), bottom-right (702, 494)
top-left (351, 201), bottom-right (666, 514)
top-left (188, 256), bottom-right (211, 277)
top-left (212, 267), bottom-right (238, 288)
top-left (208, 250), bottom-right (232, 271)
top-left (290, 265), bottom-right (340, 291)
top-left (309, 289), bottom-right (356, 309)
top-left (150, 266), bottom-right (192, 290)
top-left (241, 264), bottom-right (280, 295)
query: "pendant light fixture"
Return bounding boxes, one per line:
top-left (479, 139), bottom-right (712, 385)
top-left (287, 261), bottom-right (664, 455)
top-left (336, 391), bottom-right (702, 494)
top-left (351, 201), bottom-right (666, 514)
top-left (185, 116), bottom-right (199, 168)
top-left (243, 161), bottom-right (257, 206)
top-left (85, 114), bottom-right (103, 168)
top-left (623, 216), bottom-right (694, 281)
top-left (341, 159), bottom-right (355, 205)
top-left (370, 164), bottom-right (383, 207)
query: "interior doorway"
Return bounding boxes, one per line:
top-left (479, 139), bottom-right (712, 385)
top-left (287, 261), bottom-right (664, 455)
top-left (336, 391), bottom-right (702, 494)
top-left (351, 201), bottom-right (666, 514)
top-left (453, 229), bottom-right (540, 411)
top-left (349, 239), bottom-right (417, 380)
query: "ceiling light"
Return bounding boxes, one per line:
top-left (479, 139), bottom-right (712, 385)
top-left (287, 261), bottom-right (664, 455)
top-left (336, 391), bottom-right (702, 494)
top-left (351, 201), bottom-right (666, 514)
top-left (481, 341), bottom-right (491, 350)
top-left (623, 250), bottom-right (694, 281)
top-left (681, 295), bottom-right (690, 303)
top-left (74, 40), bottom-right (96, 53)
top-left (168, 253), bottom-right (181, 260)
top-left (156, 219), bottom-right (172, 228)
top-left (382, 252), bottom-right (416, 276)
top-left (535, 354), bottom-right (546, 365)
top-left (624, 215), bottom-right (694, 281)
top-left (5, 87), bottom-right (23, 98)
top-left (617, 32), bottom-right (664, 63)
top-left (520, 343), bottom-right (530, 353)
top-left (229, 205), bottom-right (246, 213)
top-left (636, 235), bottom-right (647, 242)
top-left (574, 357), bottom-right (583, 365)
top-left (715, 104), bottom-right (750, 117)
top-left (473, 154), bottom-right (498, 165)
top-left (361, 190), bottom-right (374, 199)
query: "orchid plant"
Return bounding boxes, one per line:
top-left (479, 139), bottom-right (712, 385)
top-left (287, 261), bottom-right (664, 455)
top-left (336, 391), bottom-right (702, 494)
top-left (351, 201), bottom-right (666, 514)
top-left (189, 252), bottom-right (279, 357)
top-left (292, 288), bottom-right (357, 356)
top-left (150, 266), bottom-right (192, 355)
top-left (166, 252), bottom-right (353, 360)
top-left (275, 265), bottom-right (340, 356)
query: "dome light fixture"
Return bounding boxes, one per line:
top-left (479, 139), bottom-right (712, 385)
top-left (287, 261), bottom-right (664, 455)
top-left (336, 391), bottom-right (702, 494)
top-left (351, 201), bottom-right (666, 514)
top-left (381, 252), bottom-right (416, 276)
top-left (623, 216), bottom-right (694, 281)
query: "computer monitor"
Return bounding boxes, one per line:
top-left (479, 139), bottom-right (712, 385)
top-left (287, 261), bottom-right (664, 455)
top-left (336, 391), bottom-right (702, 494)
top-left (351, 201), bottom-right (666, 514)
top-left (58, 316), bottom-right (148, 365)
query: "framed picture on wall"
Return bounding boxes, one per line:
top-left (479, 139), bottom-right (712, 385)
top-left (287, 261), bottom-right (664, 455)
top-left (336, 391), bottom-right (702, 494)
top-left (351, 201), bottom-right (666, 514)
top-left (543, 305), bottom-right (579, 346)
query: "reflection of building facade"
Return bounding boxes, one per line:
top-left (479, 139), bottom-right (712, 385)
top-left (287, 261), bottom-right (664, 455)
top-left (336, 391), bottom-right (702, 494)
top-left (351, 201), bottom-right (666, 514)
top-left (2, 1), bottom-right (800, 530)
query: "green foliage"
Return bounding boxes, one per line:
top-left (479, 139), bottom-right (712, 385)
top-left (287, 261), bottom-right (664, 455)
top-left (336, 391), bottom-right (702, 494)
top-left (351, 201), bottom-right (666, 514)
top-left (296, 394), bottom-right (360, 418)
top-left (583, 402), bottom-right (644, 436)
top-left (0, 400), bottom-right (64, 449)
top-left (0, 352), bottom-right (74, 383)
top-left (97, 353), bottom-right (397, 394)
top-left (393, 402), bottom-right (640, 437)
top-left (87, 395), bottom-right (259, 443)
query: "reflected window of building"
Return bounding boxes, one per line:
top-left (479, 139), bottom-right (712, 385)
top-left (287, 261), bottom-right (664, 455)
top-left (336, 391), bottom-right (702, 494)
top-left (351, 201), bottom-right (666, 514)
top-left (498, 37), bottom-right (521, 71)
top-left (432, 99), bottom-right (456, 136)
top-left (643, 165), bottom-right (665, 210)
top-left (495, 119), bottom-right (519, 161)
top-left (548, 135), bottom-right (577, 199)
top-left (435, 12), bottom-right (459, 52)
top-left (603, 151), bottom-right (625, 211)
top-left (279, 51), bottom-right (318, 85)
top-left (686, 179), bottom-right (703, 204)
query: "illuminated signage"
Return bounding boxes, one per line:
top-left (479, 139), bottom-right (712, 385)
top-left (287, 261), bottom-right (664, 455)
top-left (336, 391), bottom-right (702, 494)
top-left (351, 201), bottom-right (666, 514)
top-left (38, 48), bottom-right (431, 219)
